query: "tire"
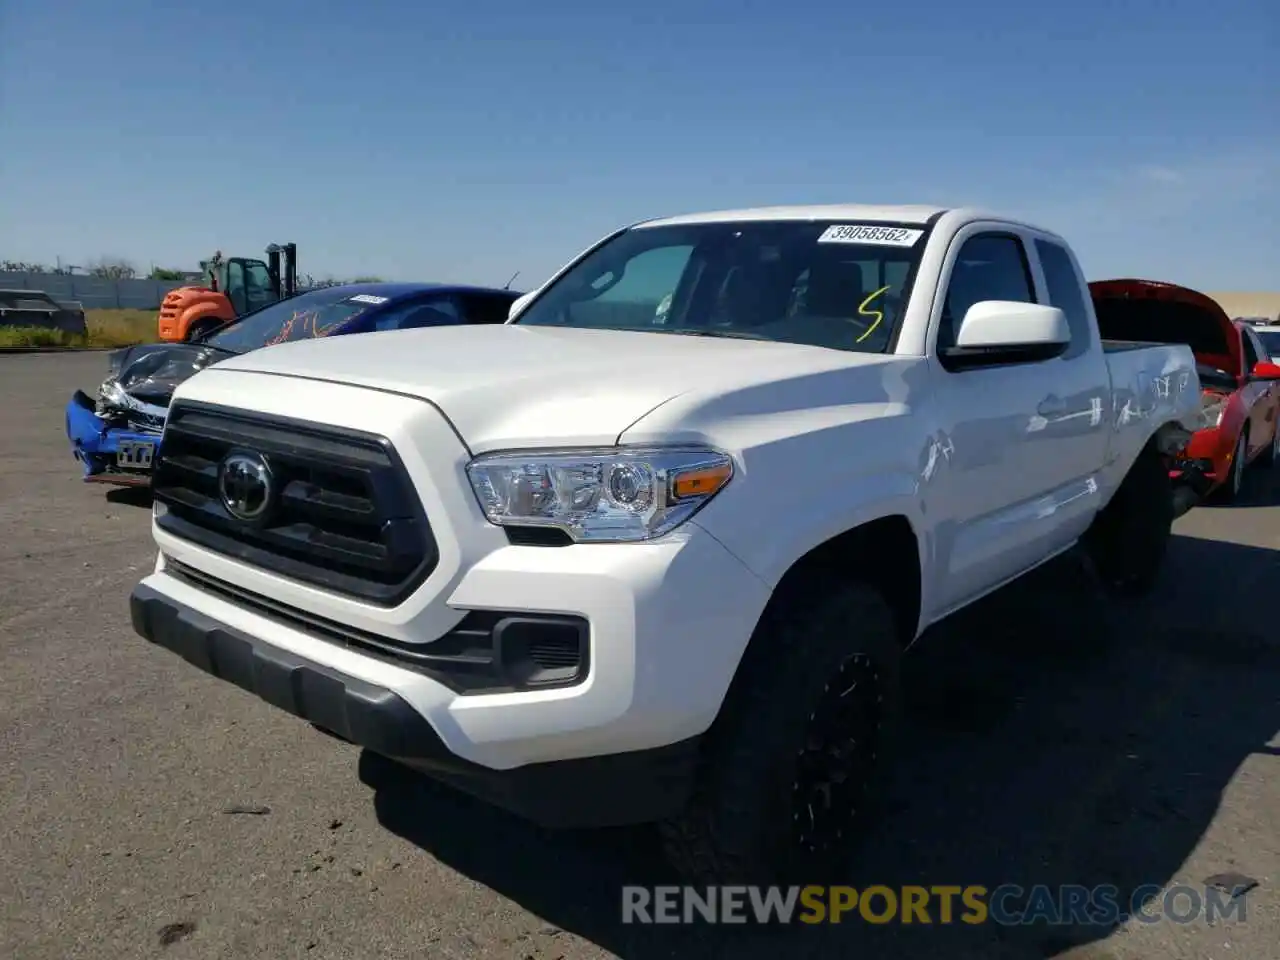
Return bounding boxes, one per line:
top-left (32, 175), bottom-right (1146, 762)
top-left (1083, 445), bottom-right (1174, 597)
top-left (659, 579), bottom-right (903, 885)
top-left (1258, 422), bottom-right (1280, 467)
top-left (185, 318), bottom-right (221, 342)
top-left (1220, 428), bottom-right (1248, 502)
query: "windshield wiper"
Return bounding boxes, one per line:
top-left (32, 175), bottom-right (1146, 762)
top-left (664, 328), bottom-right (772, 341)
top-left (193, 342), bottom-right (243, 356)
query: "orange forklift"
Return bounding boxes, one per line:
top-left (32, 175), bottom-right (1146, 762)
top-left (156, 243), bottom-right (298, 342)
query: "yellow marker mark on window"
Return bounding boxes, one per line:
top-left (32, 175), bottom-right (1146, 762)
top-left (856, 285), bottom-right (892, 343)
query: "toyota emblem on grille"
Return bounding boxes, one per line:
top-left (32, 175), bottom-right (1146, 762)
top-left (218, 451), bottom-right (272, 522)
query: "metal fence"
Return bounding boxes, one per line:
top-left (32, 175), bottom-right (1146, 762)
top-left (0, 271), bottom-right (188, 310)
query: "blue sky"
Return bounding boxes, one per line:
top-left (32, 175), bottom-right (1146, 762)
top-left (1, 0), bottom-right (1276, 291)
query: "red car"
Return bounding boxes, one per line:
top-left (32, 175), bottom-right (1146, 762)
top-left (1091, 279), bottom-right (1280, 501)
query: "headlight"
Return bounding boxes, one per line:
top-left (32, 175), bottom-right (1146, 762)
top-left (96, 378), bottom-right (132, 416)
top-left (1196, 392), bottom-right (1228, 429)
top-left (99, 378), bottom-right (128, 406)
top-left (466, 446), bottom-right (734, 543)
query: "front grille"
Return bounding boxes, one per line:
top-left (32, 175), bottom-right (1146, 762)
top-left (125, 407), bottom-right (167, 434)
top-left (153, 401), bottom-right (437, 606)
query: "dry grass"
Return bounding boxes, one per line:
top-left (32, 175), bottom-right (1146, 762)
top-left (85, 308), bottom-right (156, 346)
top-left (0, 308), bottom-right (157, 349)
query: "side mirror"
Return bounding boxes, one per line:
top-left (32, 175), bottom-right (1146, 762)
top-left (945, 301), bottom-right (1070, 368)
top-left (507, 292), bottom-right (533, 321)
top-left (1250, 360), bottom-right (1280, 381)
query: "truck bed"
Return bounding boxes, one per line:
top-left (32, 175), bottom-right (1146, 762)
top-left (1102, 339), bottom-right (1170, 353)
top-left (1098, 338), bottom-right (1201, 501)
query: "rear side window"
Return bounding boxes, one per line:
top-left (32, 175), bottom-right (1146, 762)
top-left (458, 291), bottom-right (520, 324)
top-left (1241, 327), bottom-right (1260, 371)
top-left (1035, 239), bottom-right (1092, 357)
top-left (371, 296), bottom-right (460, 331)
top-left (938, 235), bottom-right (1035, 351)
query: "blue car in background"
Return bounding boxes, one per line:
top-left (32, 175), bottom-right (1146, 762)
top-left (66, 281), bottom-right (523, 487)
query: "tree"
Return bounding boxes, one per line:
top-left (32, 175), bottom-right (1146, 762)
top-left (298, 273), bottom-right (344, 289)
top-left (351, 276), bottom-right (385, 283)
top-left (88, 257), bottom-right (138, 280)
top-left (149, 267), bottom-right (186, 281)
top-left (1, 259), bottom-right (52, 273)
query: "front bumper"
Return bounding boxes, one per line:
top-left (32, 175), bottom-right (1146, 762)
top-left (65, 390), bottom-right (160, 487)
top-left (132, 537), bottom-right (757, 829)
top-left (130, 579), bottom-right (705, 828)
top-left (132, 518), bottom-right (771, 823)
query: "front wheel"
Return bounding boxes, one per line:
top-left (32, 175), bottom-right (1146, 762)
top-left (1258, 421), bottom-right (1280, 467)
top-left (1083, 445), bottom-right (1174, 597)
top-left (185, 318), bottom-right (222, 342)
top-left (660, 580), bottom-right (902, 885)
top-left (1220, 428), bottom-right (1249, 501)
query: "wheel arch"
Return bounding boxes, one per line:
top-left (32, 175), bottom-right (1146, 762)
top-left (714, 512), bottom-right (923, 714)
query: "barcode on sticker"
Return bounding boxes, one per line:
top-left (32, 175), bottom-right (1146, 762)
top-left (349, 294), bottom-right (389, 305)
top-left (817, 224), bottom-right (924, 247)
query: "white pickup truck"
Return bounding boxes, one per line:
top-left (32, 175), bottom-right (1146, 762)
top-left (130, 204), bottom-right (1201, 884)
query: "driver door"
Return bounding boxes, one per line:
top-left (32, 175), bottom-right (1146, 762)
top-left (223, 260), bottom-right (248, 315)
top-left (1240, 326), bottom-right (1278, 459)
top-left (241, 260), bottom-right (279, 314)
top-left (925, 229), bottom-right (1088, 615)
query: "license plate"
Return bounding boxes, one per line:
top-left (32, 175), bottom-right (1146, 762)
top-left (117, 440), bottom-right (155, 469)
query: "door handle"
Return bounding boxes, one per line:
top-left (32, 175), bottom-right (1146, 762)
top-left (1038, 396), bottom-right (1069, 418)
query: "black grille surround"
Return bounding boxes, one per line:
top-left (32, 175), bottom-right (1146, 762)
top-left (153, 401), bottom-right (438, 607)
top-left (165, 559), bottom-right (589, 694)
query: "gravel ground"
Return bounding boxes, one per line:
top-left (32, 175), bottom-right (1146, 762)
top-left (1, 351), bottom-right (1277, 960)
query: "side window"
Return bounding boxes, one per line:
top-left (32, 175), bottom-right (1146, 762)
top-left (367, 296), bottom-right (461, 332)
top-left (1034, 239), bottom-right (1092, 358)
top-left (1257, 330), bottom-right (1280, 361)
top-left (1241, 328), bottom-right (1260, 372)
top-left (457, 291), bottom-right (519, 324)
top-left (569, 245), bottom-right (694, 328)
top-left (243, 261), bottom-right (277, 312)
top-left (223, 261), bottom-right (248, 315)
top-left (937, 234), bottom-right (1035, 353)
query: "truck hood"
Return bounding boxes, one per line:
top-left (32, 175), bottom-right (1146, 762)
top-left (202, 324), bottom-right (889, 452)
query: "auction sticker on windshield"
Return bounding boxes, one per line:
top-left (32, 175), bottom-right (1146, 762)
top-left (817, 225), bottom-right (924, 247)
top-left (348, 294), bottom-right (389, 305)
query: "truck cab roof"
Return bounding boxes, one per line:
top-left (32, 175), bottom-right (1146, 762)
top-left (634, 203), bottom-right (1051, 233)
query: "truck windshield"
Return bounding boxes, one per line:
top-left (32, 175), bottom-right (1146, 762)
top-left (512, 220), bottom-right (928, 353)
top-left (204, 288), bottom-right (379, 353)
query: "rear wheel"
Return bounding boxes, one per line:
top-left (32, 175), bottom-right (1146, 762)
top-left (660, 579), bottom-right (902, 885)
top-left (1083, 445), bottom-right (1174, 597)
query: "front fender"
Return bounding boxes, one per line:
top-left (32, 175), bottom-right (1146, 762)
top-left (694, 464), bottom-right (926, 593)
top-left (65, 392), bottom-right (161, 482)
top-left (66, 392), bottom-right (107, 476)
